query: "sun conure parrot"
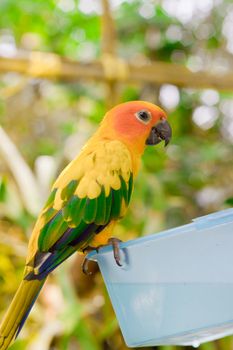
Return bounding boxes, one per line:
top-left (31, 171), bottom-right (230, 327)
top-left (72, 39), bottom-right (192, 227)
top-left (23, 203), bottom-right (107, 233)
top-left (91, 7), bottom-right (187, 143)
top-left (0, 100), bottom-right (171, 350)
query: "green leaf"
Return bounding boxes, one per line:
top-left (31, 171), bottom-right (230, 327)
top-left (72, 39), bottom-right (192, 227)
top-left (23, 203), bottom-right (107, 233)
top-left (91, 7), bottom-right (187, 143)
top-left (0, 177), bottom-right (7, 202)
top-left (225, 198), bottom-right (233, 206)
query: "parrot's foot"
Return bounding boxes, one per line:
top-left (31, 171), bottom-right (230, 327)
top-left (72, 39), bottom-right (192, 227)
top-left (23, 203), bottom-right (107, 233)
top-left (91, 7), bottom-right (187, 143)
top-left (82, 238), bottom-right (122, 275)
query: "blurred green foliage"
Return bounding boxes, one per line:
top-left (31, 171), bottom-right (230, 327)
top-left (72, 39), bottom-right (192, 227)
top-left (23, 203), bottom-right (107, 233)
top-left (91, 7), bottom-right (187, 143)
top-left (1, 0), bottom-right (233, 349)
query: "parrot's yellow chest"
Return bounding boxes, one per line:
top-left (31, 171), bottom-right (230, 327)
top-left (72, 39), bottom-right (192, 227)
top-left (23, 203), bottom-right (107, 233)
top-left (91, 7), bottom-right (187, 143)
top-left (89, 221), bottom-right (116, 247)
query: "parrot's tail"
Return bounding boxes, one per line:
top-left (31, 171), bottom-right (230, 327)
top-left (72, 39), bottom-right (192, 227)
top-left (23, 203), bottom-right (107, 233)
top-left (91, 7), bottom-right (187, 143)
top-left (0, 278), bottom-right (45, 350)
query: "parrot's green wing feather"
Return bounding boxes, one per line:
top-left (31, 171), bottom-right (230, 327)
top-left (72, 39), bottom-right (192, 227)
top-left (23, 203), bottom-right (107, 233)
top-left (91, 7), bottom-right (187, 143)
top-left (26, 140), bottom-right (133, 280)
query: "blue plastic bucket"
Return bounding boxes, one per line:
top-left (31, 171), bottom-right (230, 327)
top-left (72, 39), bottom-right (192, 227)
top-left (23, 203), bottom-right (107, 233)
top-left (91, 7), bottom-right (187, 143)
top-left (88, 208), bottom-right (233, 347)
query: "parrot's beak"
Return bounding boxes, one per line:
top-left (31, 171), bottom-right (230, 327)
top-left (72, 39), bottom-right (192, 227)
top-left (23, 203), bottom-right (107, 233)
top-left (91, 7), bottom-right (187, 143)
top-left (146, 119), bottom-right (172, 146)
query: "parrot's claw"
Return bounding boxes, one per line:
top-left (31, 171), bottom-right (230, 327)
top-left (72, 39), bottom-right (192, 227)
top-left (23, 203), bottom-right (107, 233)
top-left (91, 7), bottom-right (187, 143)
top-left (108, 238), bottom-right (122, 267)
top-left (82, 238), bottom-right (123, 275)
top-left (82, 256), bottom-right (93, 275)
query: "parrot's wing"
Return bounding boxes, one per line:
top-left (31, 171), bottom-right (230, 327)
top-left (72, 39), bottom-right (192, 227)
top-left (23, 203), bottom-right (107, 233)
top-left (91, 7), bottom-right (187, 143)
top-left (25, 140), bottom-right (133, 279)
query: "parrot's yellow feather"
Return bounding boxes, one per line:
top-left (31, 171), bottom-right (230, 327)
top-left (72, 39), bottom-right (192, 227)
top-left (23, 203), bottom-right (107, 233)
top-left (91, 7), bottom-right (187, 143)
top-left (53, 140), bottom-right (132, 202)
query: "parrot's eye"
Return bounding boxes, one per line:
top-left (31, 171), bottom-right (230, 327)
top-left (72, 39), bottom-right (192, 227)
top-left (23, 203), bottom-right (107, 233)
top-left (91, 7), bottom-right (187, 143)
top-left (135, 110), bottom-right (152, 124)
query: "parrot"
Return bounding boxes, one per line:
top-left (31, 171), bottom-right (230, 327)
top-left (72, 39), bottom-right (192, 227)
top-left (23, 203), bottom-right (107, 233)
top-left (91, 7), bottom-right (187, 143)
top-left (0, 100), bottom-right (171, 350)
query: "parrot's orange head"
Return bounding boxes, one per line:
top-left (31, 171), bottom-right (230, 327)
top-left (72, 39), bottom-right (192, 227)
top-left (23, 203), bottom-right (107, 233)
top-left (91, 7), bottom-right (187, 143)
top-left (102, 101), bottom-right (172, 153)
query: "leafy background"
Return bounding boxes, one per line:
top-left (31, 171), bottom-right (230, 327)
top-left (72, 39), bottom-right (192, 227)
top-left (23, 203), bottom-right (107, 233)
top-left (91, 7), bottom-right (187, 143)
top-left (1, 0), bottom-right (233, 349)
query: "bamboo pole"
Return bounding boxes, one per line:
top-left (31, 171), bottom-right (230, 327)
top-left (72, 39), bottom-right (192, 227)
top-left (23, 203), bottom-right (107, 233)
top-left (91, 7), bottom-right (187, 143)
top-left (0, 54), bottom-right (233, 91)
top-left (101, 0), bottom-right (119, 107)
top-left (101, 0), bottom-right (116, 56)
